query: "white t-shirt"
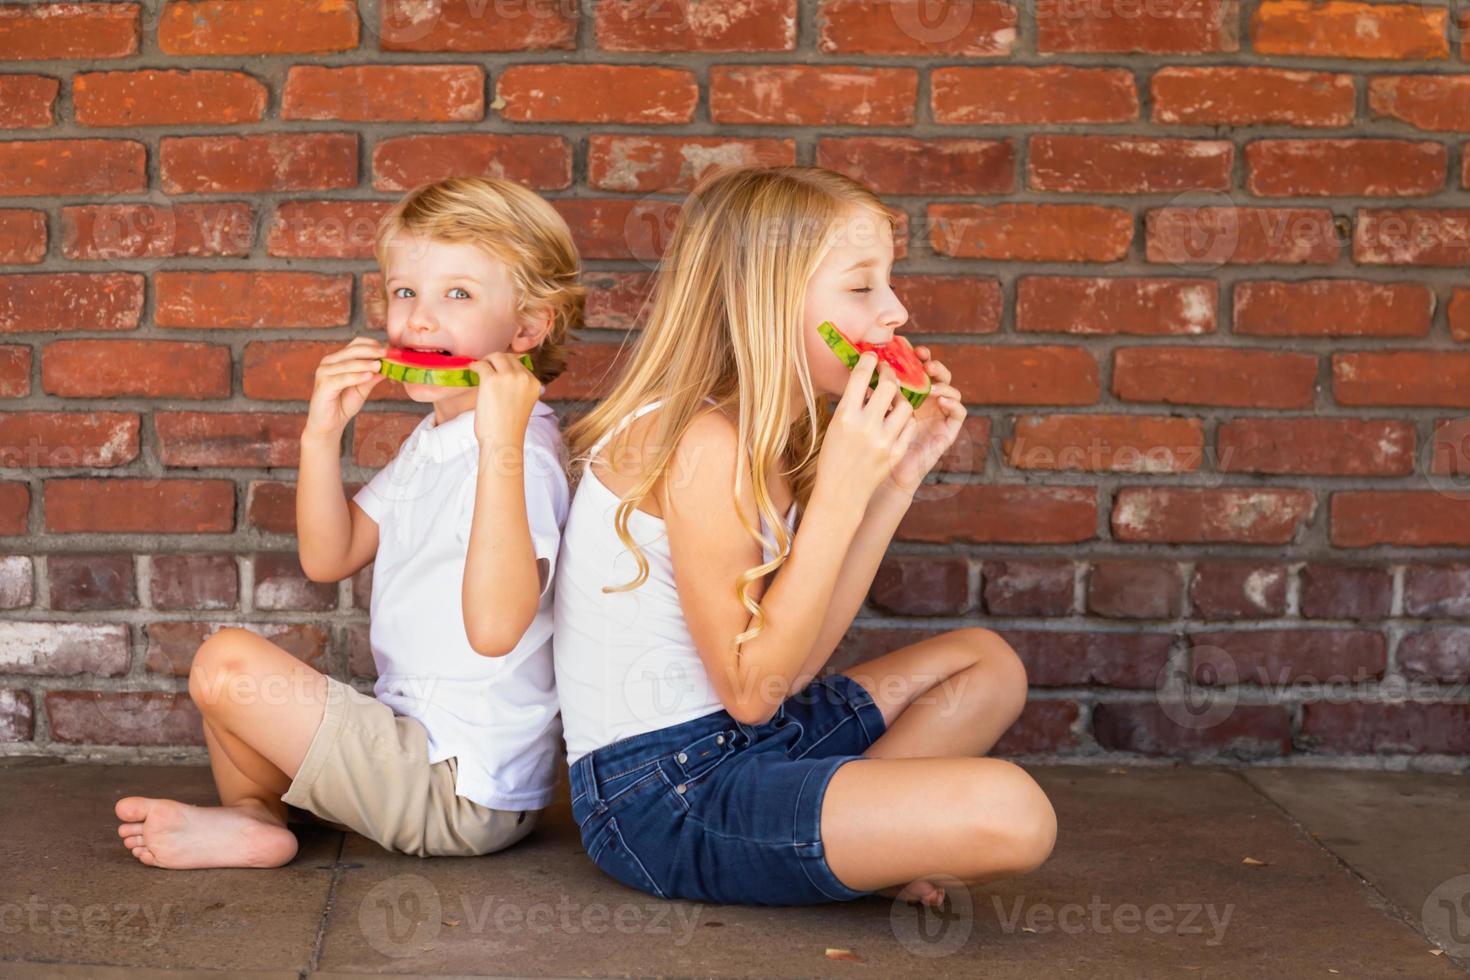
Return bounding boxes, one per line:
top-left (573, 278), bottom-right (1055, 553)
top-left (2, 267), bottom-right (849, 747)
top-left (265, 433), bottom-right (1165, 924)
top-left (353, 399), bottom-right (568, 810)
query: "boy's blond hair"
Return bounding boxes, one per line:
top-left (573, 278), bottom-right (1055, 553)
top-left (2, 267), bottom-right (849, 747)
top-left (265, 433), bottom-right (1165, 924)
top-left (370, 177), bottom-right (584, 384)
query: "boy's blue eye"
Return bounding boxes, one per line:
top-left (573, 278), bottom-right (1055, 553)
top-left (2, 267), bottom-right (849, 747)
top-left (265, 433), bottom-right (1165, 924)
top-left (448, 287), bottom-right (471, 299)
top-left (392, 287), bottom-right (413, 299)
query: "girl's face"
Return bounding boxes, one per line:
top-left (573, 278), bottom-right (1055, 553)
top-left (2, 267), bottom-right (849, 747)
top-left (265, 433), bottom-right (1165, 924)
top-left (381, 230), bottom-right (532, 413)
top-left (799, 209), bottom-right (909, 400)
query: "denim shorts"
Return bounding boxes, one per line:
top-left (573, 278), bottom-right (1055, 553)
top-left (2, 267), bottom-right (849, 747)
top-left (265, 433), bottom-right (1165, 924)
top-left (568, 672), bottom-right (889, 906)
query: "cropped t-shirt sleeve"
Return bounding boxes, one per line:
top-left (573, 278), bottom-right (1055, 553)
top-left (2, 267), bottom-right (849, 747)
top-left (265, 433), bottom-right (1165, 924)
top-left (351, 451), bottom-right (401, 526)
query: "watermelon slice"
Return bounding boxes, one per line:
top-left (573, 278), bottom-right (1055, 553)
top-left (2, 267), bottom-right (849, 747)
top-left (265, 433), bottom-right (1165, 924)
top-left (817, 321), bottom-right (930, 409)
top-left (378, 347), bottom-right (535, 387)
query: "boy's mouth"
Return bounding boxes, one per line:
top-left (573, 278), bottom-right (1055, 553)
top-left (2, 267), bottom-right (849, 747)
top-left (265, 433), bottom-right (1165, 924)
top-left (405, 345), bottom-right (454, 356)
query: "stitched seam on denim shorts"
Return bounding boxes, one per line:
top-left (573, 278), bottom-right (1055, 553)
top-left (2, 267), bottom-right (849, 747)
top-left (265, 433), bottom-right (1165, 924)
top-left (608, 818), bottom-right (667, 900)
top-left (792, 712), bottom-right (858, 761)
top-left (597, 757), bottom-right (662, 782)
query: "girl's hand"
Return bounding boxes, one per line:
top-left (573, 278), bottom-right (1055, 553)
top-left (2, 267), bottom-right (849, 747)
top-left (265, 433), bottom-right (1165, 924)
top-left (815, 351), bottom-right (919, 508)
top-left (303, 336), bottom-right (386, 440)
top-left (468, 352), bottom-right (541, 448)
top-left (883, 345), bottom-right (966, 495)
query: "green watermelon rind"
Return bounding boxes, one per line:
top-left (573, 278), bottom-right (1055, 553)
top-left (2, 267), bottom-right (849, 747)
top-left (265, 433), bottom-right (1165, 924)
top-left (378, 352), bottom-right (535, 387)
top-left (817, 321), bottom-right (930, 410)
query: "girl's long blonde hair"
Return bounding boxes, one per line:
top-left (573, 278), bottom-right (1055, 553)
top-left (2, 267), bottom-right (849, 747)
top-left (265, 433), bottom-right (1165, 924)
top-left (565, 165), bottom-right (898, 646)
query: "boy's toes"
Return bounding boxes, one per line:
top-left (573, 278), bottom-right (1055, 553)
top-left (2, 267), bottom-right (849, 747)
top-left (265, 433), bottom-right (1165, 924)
top-left (115, 796), bottom-right (152, 823)
top-left (131, 845), bottom-right (157, 866)
top-left (123, 834), bottom-right (144, 849)
top-left (117, 821), bottom-right (143, 839)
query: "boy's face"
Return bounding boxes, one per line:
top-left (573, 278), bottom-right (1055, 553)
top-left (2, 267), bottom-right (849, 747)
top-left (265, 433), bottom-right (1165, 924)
top-left (381, 230), bottom-right (534, 414)
top-left (800, 210), bottom-right (909, 399)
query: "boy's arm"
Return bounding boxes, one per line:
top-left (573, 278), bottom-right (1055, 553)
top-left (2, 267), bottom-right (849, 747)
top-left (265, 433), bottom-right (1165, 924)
top-left (297, 431), bottom-right (380, 583)
top-left (461, 438), bottom-right (546, 658)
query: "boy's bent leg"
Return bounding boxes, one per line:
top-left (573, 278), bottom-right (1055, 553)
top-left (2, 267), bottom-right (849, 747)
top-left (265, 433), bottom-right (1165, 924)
top-left (115, 628), bottom-right (329, 869)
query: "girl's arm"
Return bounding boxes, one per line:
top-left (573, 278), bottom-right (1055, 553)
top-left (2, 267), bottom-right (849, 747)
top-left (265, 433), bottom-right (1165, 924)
top-left (460, 437), bottom-right (542, 658)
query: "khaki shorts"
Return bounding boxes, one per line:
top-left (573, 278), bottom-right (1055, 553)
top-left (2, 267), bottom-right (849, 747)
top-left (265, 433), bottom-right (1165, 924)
top-left (281, 675), bottom-right (539, 857)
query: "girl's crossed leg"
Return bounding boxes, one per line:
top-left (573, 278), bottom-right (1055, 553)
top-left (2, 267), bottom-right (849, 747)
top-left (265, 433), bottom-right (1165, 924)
top-left (115, 627), bottom-right (328, 869)
top-left (824, 627), bottom-right (1058, 903)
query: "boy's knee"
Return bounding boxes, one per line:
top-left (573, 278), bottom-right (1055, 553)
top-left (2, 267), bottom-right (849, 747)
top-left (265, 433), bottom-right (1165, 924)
top-left (188, 627), bottom-right (255, 707)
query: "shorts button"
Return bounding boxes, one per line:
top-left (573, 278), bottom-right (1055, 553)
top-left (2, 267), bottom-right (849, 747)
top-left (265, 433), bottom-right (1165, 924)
top-left (715, 735), bottom-right (725, 745)
top-left (676, 783), bottom-right (687, 794)
top-left (676, 752), bottom-right (688, 764)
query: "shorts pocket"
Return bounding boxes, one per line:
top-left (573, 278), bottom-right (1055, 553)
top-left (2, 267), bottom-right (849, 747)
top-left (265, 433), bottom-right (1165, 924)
top-left (586, 816), bottom-right (666, 900)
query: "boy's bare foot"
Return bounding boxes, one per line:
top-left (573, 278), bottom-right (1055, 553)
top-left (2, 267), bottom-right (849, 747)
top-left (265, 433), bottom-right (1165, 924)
top-left (877, 878), bottom-right (948, 908)
top-left (114, 796), bottom-right (298, 869)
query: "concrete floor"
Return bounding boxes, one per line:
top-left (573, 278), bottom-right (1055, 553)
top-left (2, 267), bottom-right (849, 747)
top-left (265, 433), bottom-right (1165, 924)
top-left (0, 756), bottom-right (1465, 979)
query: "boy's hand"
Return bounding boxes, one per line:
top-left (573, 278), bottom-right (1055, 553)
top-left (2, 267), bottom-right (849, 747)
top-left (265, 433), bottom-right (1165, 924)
top-left (304, 337), bottom-right (387, 440)
top-left (468, 352), bottom-right (541, 447)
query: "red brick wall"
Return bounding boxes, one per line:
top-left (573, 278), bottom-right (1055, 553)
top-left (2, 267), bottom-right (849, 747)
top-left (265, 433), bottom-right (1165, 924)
top-left (1, 0), bottom-right (1468, 765)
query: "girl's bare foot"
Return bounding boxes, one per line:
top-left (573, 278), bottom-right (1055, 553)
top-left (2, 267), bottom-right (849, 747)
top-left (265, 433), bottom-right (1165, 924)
top-left (877, 878), bottom-right (948, 908)
top-left (114, 796), bottom-right (298, 870)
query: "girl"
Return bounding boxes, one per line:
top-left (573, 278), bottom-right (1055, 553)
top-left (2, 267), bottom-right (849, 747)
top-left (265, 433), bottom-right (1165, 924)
top-left (553, 166), bottom-right (1056, 907)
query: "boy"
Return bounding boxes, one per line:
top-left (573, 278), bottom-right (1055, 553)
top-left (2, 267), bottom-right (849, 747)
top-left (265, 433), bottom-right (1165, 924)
top-left (115, 178), bottom-right (583, 867)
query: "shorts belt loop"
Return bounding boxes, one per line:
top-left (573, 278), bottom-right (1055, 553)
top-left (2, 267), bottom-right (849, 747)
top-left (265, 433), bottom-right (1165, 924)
top-left (575, 752), bottom-right (608, 817)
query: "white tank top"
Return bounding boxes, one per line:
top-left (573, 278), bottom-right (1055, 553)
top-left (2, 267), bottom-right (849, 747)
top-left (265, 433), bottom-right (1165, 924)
top-left (551, 399), bottom-right (797, 765)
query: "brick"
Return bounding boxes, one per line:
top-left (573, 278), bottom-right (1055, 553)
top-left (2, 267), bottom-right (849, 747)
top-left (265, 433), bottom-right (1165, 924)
top-left (898, 485), bottom-right (1097, 544)
top-left (1218, 418), bottom-right (1414, 476)
top-left (1038, 0), bottom-right (1239, 53)
top-left (46, 690), bottom-right (203, 746)
top-left (0, 272), bottom-right (142, 333)
top-left (378, 0), bottom-right (576, 51)
top-left (1246, 139), bottom-right (1446, 197)
top-left (352, 412), bottom-right (422, 467)
top-left (246, 480), bottom-right (296, 534)
top-left (1300, 563), bottom-right (1392, 620)
top-left (371, 134), bottom-right (571, 192)
top-left (941, 345), bottom-right (1099, 406)
top-left (0, 75), bottom-right (59, 128)
top-left (1113, 487), bottom-right (1316, 544)
top-left (1354, 209), bottom-right (1470, 266)
top-left (1147, 207), bottom-right (1342, 265)
top-left (1431, 417), bottom-right (1470, 476)
top-left (283, 65), bottom-right (483, 122)
top-left (0, 3), bottom-right (139, 60)
top-left (1404, 564), bottom-right (1470, 617)
top-left (1331, 492), bottom-right (1470, 547)
top-left (1087, 561), bottom-right (1181, 619)
top-left (1334, 351), bottom-right (1470, 407)
top-left (1006, 414), bottom-right (1203, 474)
top-left (1005, 630), bottom-right (1170, 688)
top-left (598, 0), bottom-right (794, 50)
top-left (0, 139), bottom-right (144, 197)
top-left (819, 0), bottom-right (1015, 55)
top-left (934, 416), bottom-right (991, 475)
top-left (893, 275), bottom-right (1002, 334)
top-left (816, 137), bottom-right (1012, 196)
top-left (1369, 75), bottom-right (1470, 132)
top-left (0, 483), bottom-right (28, 534)
top-left (254, 552), bottom-right (336, 611)
top-left (62, 203), bottom-right (254, 261)
top-left (161, 134), bottom-right (358, 194)
top-left (1017, 276), bottom-right (1215, 336)
top-left (0, 345), bottom-right (28, 398)
top-left (497, 65), bottom-right (697, 124)
top-left (933, 65), bottom-right (1136, 125)
top-left (45, 479), bottom-right (234, 534)
top-left (981, 560), bottom-right (1074, 616)
top-left (1191, 629), bottom-right (1385, 684)
top-left (48, 553), bottom-right (135, 611)
top-left (929, 203), bottom-right (1132, 263)
top-left (543, 342), bottom-right (633, 401)
top-left (0, 210), bottom-right (45, 264)
top-left (352, 564), bottom-right (371, 610)
top-left (159, 0), bottom-right (357, 54)
top-left (1092, 703), bottom-right (1292, 758)
top-left (588, 136), bottom-right (795, 193)
top-left (0, 555), bottom-right (32, 608)
top-left (1190, 563), bottom-right (1288, 619)
top-left (1300, 702), bottom-right (1469, 755)
top-left (993, 701), bottom-right (1080, 755)
top-left (0, 621), bottom-right (128, 675)
top-left (347, 622), bottom-right (374, 678)
top-left (1030, 136), bottom-right (1232, 194)
top-left (1234, 279), bottom-right (1431, 338)
top-left (74, 69), bottom-right (265, 127)
top-left (155, 271), bottom-right (352, 329)
top-left (552, 199), bottom-right (682, 262)
top-left (0, 411), bottom-right (139, 468)
top-left (1114, 347), bottom-right (1317, 408)
top-left (1398, 629), bottom-right (1470, 683)
top-left (1252, 0), bottom-right (1448, 60)
top-left (43, 340), bottom-right (230, 399)
top-left (145, 621), bottom-right (328, 675)
top-left (868, 556), bottom-right (972, 616)
top-left (156, 412), bottom-right (306, 469)
top-left (1452, 289), bottom-right (1470, 342)
top-left (267, 200), bottom-right (389, 259)
top-left (1152, 67), bottom-right (1355, 128)
top-left (244, 341), bottom-right (414, 404)
top-left (149, 554), bottom-right (237, 610)
top-left (710, 65), bottom-right (917, 126)
top-left (0, 689), bottom-right (31, 742)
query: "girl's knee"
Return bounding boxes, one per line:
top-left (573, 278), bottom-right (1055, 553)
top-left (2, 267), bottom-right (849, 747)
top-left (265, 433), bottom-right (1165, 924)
top-left (965, 759), bottom-right (1057, 875)
top-left (952, 628), bottom-right (1029, 714)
